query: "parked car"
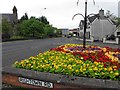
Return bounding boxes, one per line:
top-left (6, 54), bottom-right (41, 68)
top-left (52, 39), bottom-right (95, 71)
top-left (66, 34), bottom-right (72, 38)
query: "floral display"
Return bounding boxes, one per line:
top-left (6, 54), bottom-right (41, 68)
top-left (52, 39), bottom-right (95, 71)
top-left (14, 44), bottom-right (120, 80)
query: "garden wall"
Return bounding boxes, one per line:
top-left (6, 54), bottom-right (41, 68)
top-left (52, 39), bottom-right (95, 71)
top-left (2, 66), bottom-right (120, 89)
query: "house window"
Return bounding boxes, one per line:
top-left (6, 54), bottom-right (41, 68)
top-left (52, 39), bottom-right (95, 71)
top-left (117, 32), bottom-right (120, 36)
top-left (88, 22), bottom-right (90, 25)
top-left (87, 26), bottom-right (90, 29)
top-left (86, 32), bottom-right (90, 39)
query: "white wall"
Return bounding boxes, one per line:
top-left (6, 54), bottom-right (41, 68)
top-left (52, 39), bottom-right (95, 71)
top-left (91, 19), bottom-right (116, 40)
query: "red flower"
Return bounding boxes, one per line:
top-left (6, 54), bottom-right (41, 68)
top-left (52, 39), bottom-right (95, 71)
top-left (83, 55), bottom-right (89, 60)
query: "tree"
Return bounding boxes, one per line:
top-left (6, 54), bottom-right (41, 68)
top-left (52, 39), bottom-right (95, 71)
top-left (105, 10), bottom-right (116, 20)
top-left (39, 16), bottom-right (49, 24)
top-left (20, 18), bottom-right (45, 37)
top-left (19, 13), bottom-right (28, 22)
top-left (55, 28), bottom-right (62, 37)
top-left (2, 19), bottom-right (13, 39)
top-left (115, 18), bottom-right (120, 25)
top-left (44, 24), bottom-right (55, 37)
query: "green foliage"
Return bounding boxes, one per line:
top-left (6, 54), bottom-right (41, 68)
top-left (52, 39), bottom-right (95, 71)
top-left (115, 18), bottom-right (120, 25)
top-left (20, 18), bottom-right (45, 37)
top-left (18, 15), bottom-right (59, 38)
top-left (19, 13), bottom-right (28, 23)
top-left (39, 16), bottom-right (49, 24)
top-left (10, 36), bottom-right (25, 39)
top-left (105, 10), bottom-right (116, 20)
top-left (2, 18), bottom-right (13, 39)
top-left (54, 29), bottom-right (62, 37)
top-left (44, 24), bottom-right (55, 37)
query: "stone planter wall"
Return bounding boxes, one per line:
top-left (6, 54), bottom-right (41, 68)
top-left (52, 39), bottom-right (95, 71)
top-left (2, 67), bottom-right (120, 89)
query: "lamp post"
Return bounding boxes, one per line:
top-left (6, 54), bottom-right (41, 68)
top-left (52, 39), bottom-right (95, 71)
top-left (83, 0), bottom-right (87, 48)
top-left (40, 8), bottom-right (46, 17)
top-left (72, 0), bottom-right (95, 48)
top-left (72, 1), bottom-right (87, 48)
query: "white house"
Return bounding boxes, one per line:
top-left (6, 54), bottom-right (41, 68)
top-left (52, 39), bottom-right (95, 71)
top-left (79, 9), bottom-right (119, 41)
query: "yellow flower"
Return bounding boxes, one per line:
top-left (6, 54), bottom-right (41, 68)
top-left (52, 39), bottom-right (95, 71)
top-left (31, 66), bottom-right (33, 68)
top-left (94, 62), bottom-right (98, 65)
top-left (83, 68), bottom-right (86, 71)
top-left (68, 66), bottom-right (72, 70)
top-left (102, 48), bottom-right (106, 52)
top-left (108, 67), bottom-right (113, 71)
top-left (75, 70), bottom-right (79, 73)
top-left (14, 61), bottom-right (18, 65)
top-left (102, 72), bottom-right (104, 75)
top-left (55, 66), bottom-right (59, 69)
top-left (29, 56), bottom-right (35, 60)
top-left (110, 71), bottom-right (113, 74)
top-left (114, 72), bottom-right (119, 76)
top-left (104, 68), bottom-right (107, 71)
top-left (89, 68), bottom-right (92, 71)
top-left (72, 64), bottom-right (76, 67)
top-left (28, 64), bottom-right (31, 66)
top-left (113, 66), bottom-right (117, 69)
top-left (80, 57), bottom-right (84, 60)
top-left (86, 64), bottom-right (89, 67)
top-left (93, 67), bottom-right (98, 71)
top-left (80, 68), bottom-right (83, 72)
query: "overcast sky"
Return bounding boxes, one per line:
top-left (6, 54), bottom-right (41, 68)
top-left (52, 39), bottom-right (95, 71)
top-left (0, 0), bottom-right (120, 29)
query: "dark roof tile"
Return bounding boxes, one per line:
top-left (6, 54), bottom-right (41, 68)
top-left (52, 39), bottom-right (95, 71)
top-left (2, 14), bottom-right (14, 23)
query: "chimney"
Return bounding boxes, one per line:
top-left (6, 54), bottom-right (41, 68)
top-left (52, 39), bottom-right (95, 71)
top-left (99, 8), bottom-right (104, 19)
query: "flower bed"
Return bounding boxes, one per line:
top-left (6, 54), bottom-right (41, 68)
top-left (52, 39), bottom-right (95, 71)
top-left (14, 44), bottom-right (120, 81)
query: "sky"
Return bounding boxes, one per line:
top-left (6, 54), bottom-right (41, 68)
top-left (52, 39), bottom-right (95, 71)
top-left (0, 0), bottom-right (120, 29)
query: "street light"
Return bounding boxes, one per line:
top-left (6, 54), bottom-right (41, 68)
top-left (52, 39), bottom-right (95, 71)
top-left (40, 8), bottom-right (46, 17)
top-left (83, 0), bottom-right (87, 48)
top-left (72, 0), bottom-right (95, 48)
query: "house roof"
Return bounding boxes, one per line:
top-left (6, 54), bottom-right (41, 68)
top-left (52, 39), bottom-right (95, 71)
top-left (110, 19), bottom-right (117, 25)
top-left (88, 15), bottom-right (97, 23)
top-left (80, 14), bottom-right (117, 26)
top-left (2, 14), bottom-right (14, 23)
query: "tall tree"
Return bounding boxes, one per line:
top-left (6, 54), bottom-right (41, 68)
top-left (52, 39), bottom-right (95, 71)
top-left (20, 18), bottom-right (45, 37)
top-left (39, 16), bottom-right (49, 24)
top-left (44, 24), bottom-right (55, 37)
top-left (20, 13), bottom-right (28, 22)
top-left (105, 10), bottom-right (116, 19)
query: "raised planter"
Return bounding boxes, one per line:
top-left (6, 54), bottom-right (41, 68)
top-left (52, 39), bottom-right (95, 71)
top-left (2, 66), bottom-right (120, 89)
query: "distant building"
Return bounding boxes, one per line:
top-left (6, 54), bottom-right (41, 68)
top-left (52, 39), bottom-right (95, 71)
top-left (60, 28), bottom-right (69, 37)
top-left (69, 28), bottom-right (79, 37)
top-left (118, 1), bottom-right (120, 18)
top-left (1, 6), bottom-right (18, 39)
top-left (1, 6), bottom-right (18, 24)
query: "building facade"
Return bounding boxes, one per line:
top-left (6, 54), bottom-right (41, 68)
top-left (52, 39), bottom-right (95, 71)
top-left (1, 6), bottom-right (18, 24)
top-left (1, 6), bottom-right (18, 39)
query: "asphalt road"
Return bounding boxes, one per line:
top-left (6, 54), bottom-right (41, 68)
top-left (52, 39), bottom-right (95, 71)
top-left (2, 37), bottom-right (120, 68)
